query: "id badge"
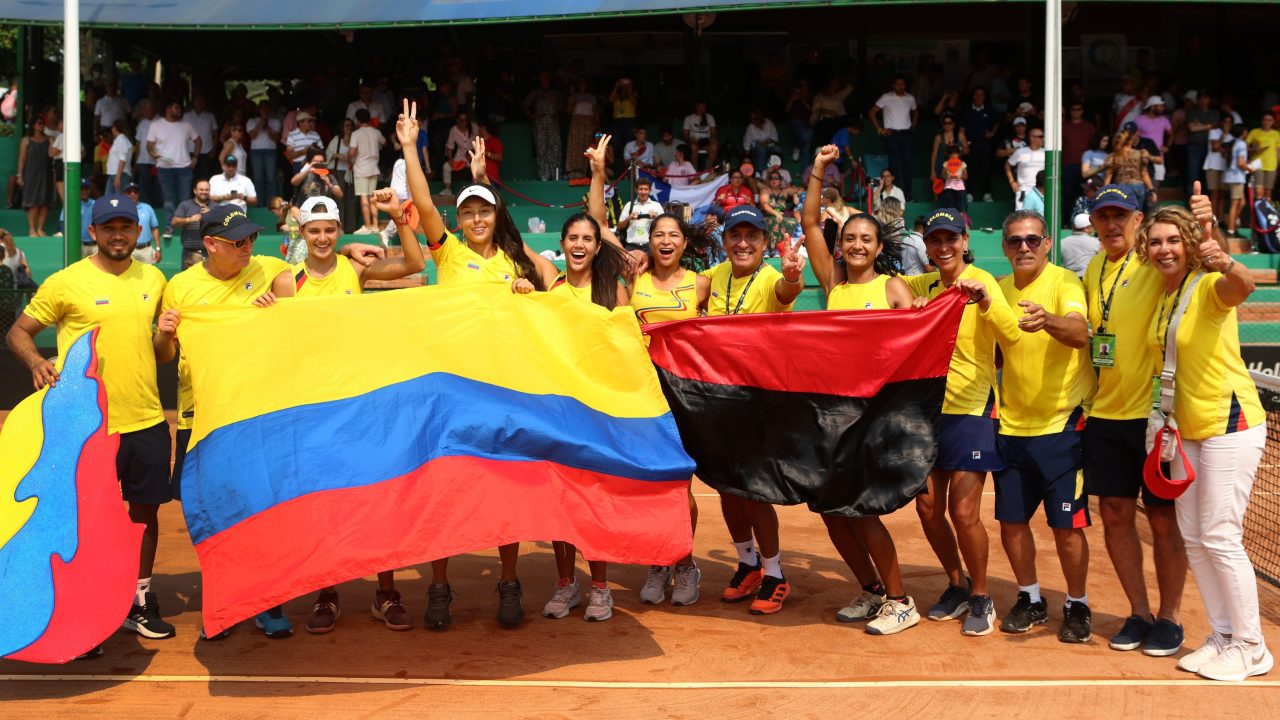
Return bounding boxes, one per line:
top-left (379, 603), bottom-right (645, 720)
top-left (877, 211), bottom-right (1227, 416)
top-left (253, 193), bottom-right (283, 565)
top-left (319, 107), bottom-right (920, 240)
top-left (1150, 376), bottom-right (1162, 411)
top-left (1091, 333), bottom-right (1116, 367)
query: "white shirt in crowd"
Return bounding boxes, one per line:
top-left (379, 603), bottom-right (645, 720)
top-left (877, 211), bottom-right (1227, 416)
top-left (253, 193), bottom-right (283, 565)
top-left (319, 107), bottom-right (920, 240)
top-left (183, 109), bottom-right (218, 156)
top-left (285, 128), bottom-right (322, 162)
top-left (445, 123), bottom-right (478, 164)
top-left (623, 139), bottom-right (654, 165)
top-left (742, 119), bottom-right (779, 150)
top-left (1224, 137), bottom-right (1249, 185)
top-left (246, 117), bottom-right (282, 151)
top-left (209, 172), bottom-right (258, 211)
top-left (899, 231), bottom-right (929, 276)
top-left (146, 117), bottom-right (199, 169)
top-left (390, 159), bottom-right (408, 200)
top-left (345, 100), bottom-right (388, 125)
top-left (874, 92), bottom-right (917, 131)
top-left (1060, 231), bottom-right (1101, 277)
top-left (1204, 128), bottom-right (1230, 172)
top-left (349, 125), bottom-right (385, 178)
top-left (873, 185), bottom-right (906, 211)
top-left (1113, 93), bottom-right (1143, 129)
top-left (666, 161), bottom-right (696, 187)
top-left (94, 94), bottom-right (130, 128)
top-left (683, 113), bottom-right (716, 141)
top-left (1008, 146), bottom-right (1046, 191)
top-left (619, 198), bottom-right (665, 246)
top-left (106, 134), bottom-right (133, 177)
top-left (135, 118), bottom-right (155, 165)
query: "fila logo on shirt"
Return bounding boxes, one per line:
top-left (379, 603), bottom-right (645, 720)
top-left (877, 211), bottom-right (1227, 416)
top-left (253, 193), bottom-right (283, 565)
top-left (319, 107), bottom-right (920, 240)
top-left (1062, 502), bottom-right (1072, 512)
top-left (1121, 279), bottom-right (1129, 288)
top-left (142, 293), bottom-right (150, 301)
top-left (864, 302), bottom-right (873, 309)
top-left (244, 281), bottom-right (254, 291)
top-left (971, 451), bottom-right (982, 459)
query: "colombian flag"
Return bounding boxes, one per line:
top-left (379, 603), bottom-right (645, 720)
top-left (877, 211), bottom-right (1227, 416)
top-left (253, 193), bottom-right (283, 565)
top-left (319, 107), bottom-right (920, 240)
top-left (177, 285), bottom-right (695, 635)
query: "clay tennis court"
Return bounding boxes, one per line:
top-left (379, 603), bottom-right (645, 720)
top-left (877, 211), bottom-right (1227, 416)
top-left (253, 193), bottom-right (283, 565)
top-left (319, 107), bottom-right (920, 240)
top-left (2, 410), bottom-right (1279, 717)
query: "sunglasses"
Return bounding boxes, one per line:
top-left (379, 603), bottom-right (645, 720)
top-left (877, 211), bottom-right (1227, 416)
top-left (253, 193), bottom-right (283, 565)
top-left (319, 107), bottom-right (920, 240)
top-left (212, 233), bottom-right (258, 249)
top-left (1004, 234), bottom-right (1045, 250)
top-left (769, 175), bottom-right (781, 180)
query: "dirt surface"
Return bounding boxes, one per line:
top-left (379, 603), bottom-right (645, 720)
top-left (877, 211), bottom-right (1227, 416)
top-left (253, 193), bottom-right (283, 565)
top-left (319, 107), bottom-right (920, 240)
top-left (2, 410), bottom-right (1279, 718)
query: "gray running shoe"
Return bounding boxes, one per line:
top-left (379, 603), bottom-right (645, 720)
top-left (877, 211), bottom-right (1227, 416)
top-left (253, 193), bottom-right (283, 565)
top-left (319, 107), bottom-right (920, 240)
top-left (961, 594), bottom-right (996, 636)
top-left (639, 566), bottom-right (671, 605)
top-left (927, 581), bottom-right (971, 621)
top-left (671, 564), bottom-right (701, 606)
top-left (496, 579), bottom-right (525, 628)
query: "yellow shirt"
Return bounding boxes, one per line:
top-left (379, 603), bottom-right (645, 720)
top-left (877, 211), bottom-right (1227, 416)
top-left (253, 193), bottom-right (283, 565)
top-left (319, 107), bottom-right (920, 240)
top-left (430, 230), bottom-right (519, 287)
top-left (703, 262), bottom-right (794, 316)
top-left (162, 256), bottom-right (292, 429)
top-left (23, 258), bottom-right (166, 434)
top-left (1246, 128), bottom-right (1280, 172)
top-left (630, 269), bottom-right (699, 323)
top-left (549, 274), bottom-right (593, 303)
top-left (292, 255), bottom-right (362, 297)
top-left (997, 264), bottom-right (1095, 436)
top-left (827, 275), bottom-right (891, 310)
top-left (905, 265), bottom-right (1021, 417)
top-left (1151, 272), bottom-right (1265, 440)
top-left (1083, 251), bottom-right (1162, 420)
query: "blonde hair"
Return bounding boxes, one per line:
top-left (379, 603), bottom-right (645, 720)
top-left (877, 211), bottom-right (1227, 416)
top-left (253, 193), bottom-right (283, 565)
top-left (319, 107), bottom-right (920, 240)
top-left (1135, 205), bottom-right (1204, 272)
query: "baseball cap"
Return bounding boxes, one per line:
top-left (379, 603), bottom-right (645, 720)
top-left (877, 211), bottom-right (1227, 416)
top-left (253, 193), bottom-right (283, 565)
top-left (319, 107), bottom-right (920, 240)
top-left (1072, 213), bottom-right (1092, 230)
top-left (1144, 95), bottom-right (1165, 109)
top-left (123, 182), bottom-right (141, 193)
top-left (91, 193), bottom-right (139, 225)
top-left (79, 178), bottom-right (91, 189)
top-left (767, 154), bottom-right (782, 170)
top-left (1122, 121), bottom-right (1139, 133)
top-left (1183, 90), bottom-right (1199, 102)
top-left (299, 196), bottom-right (340, 225)
top-left (1016, 102), bottom-right (1035, 114)
top-left (455, 184), bottom-right (498, 208)
top-left (1090, 184), bottom-right (1141, 213)
top-left (223, 154), bottom-right (238, 164)
top-left (923, 208), bottom-right (966, 238)
top-left (1012, 117), bottom-right (1027, 126)
top-left (200, 204), bottom-right (264, 240)
top-left (295, 111), bottom-right (315, 122)
top-left (724, 205), bottom-right (765, 232)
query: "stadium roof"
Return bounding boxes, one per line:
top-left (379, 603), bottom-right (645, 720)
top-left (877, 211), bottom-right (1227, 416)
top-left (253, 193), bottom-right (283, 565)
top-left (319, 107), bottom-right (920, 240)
top-left (5, 0), bottom-right (1268, 30)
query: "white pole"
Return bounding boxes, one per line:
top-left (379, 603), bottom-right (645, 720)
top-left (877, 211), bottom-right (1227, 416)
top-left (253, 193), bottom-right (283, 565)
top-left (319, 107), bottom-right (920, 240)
top-left (63, 0), bottom-right (81, 266)
top-left (1043, 0), bottom-right (1062, 258)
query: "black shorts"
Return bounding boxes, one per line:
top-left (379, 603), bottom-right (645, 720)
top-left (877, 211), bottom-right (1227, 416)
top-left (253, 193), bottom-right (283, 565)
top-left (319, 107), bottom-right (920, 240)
top-left (994, 430), bottom-right (1089, 529)
top-left (117, 420), bottom-right (173, 504)
top-left (172, 428), bottom-right (191, 502)
top-left (1082, 417), bottom-right (1174, 507)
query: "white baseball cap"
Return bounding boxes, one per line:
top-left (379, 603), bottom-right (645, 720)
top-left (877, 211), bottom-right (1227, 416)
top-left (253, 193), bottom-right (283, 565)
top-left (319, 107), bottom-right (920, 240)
top-left (1073, 213), bottom-right (1092, 230)
top-left (299, 196), bottom-right (341, 225)
top-left (456, 184), bottom-right (498, 208)
top-left (1144, 95), bottom-right (1165, 109)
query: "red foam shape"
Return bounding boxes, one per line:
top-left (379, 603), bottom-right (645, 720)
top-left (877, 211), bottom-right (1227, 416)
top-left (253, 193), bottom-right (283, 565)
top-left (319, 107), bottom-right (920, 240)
top-left (6, 329), bottom-right (142, 664)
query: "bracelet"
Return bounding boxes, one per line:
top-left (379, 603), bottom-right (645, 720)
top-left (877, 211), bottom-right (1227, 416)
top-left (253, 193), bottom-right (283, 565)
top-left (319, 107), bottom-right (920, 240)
top-left (810, 172), bottom-right (824, 183)
top-left (1221, 257), bottom-right (1235, 274)
top-left (393, 214), bottom-right (410, 227)
top-left (782, 275), bottom-right (802, 286)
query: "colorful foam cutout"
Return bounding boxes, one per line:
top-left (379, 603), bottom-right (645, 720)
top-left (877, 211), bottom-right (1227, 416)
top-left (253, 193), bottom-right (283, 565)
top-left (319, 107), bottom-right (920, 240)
top-left (0, 329), bottom-right (143, 663)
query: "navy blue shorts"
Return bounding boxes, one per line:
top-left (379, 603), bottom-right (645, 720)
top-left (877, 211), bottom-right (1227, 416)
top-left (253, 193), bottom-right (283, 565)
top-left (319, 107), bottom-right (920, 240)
top-left (935, 413), bottom-right (1005, 472)
top-left (117, 420), bottom-right (173, 505)
top-left (994, 431), bottom-right (1089, 529)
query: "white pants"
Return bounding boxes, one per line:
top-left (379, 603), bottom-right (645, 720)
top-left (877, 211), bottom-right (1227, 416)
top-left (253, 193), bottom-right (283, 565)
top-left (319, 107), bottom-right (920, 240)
top-left (1173, 423), bottom-right (1266, 644)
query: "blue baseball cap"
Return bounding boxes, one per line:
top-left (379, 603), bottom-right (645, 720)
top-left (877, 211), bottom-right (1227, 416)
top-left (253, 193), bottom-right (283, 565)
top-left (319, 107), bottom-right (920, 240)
top-left (1090, 184), bottom-right (1141, 213)
top-left (923, 208), bottom-right (966, 238)
top-left (200, 204), bottom-right (264, 241)
top-left (91, 193), bottom-right (139, 225)
top-left (724, 205), bottom-right (766, 232)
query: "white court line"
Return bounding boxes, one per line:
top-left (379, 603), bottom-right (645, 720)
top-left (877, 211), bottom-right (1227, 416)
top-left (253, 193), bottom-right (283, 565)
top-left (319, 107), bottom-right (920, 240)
top-left (2, 674), bottom-right (1279, 689)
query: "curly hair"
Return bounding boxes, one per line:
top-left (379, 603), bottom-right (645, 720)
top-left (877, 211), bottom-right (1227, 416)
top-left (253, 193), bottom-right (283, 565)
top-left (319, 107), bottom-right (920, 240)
top-left (837, 213), bottom-right (903, 277)
top-left (1134, 205), bottom-right (1204, 272)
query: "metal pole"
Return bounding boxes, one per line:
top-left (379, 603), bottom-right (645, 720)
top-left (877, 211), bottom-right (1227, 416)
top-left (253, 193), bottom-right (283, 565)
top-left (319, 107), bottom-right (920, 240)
top-left (63, 0), bottom-right (81, 267)
top-left (1043, 0), bottom-right (1062, 261)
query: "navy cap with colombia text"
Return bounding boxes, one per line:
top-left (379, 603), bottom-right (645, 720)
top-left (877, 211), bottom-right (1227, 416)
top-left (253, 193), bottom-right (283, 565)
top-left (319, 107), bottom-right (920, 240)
top-left (200, 205), bottom-right (264, 241)
top-left (1090, 184), bottom-right (1141, 213)
top-left (923, 208), bottom-right (966, 238)
top-left (724, 204), bottom-right (766, 232)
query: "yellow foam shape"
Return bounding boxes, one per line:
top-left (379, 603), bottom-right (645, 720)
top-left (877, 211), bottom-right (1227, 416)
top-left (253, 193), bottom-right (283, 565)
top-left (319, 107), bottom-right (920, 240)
top-left (0, 388), bottom-right (47, 550)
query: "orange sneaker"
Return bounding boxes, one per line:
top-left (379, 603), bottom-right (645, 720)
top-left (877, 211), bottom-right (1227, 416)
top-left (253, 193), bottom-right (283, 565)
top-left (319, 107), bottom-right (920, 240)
top-left (720, 561), bottom-right (764, 603)
top-left (748, 575), bottom-right (792, 615)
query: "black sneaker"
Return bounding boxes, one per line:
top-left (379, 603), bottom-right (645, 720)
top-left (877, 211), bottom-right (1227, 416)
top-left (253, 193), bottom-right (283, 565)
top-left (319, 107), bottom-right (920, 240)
top-left (425, 582), bottom-right (453, 631)
top-left (496, 579), bottom-right (524, 628)
top-left (199, 626), bottom-right (234, 641)
top-left (1059, 601), bottom-right (1093, 643)
top-left (999, 591), bottom-right (1048, 633)
top-left (1142, 618), bottom-right (1184, 657)
top-left (1108, 615), bottom-right (1153, 651)
top-left (306, 589), bottom-right (341, 635)
top-left (74, 644), bottom-right (104, 660)
top-left (122, 591), bottom-right (176, 639)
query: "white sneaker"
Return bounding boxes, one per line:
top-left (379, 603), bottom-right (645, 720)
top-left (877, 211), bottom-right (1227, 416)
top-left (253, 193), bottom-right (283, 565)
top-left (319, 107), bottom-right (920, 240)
top-left (865, 596), bottom-right (920, 636)
top-left (584, 586), bottom-right (613, 622)
top-left (541, 580), bottom-right (581, 619)
top-left (791, 148), bottom-right (800, 162)
top-left (1197, 640), bottom-right (1274, 682)
top-left (1177, 632), bottom-right (1231, 673)
top-left (982, 193), bottom-right (994, 202)
top-left (966, 193), bottom-right (974, 203)
top-left (639, 566), bottom-right (671, 605)
top-left (353, 226), bottom-right (372, 235)
top-left (671, 564), bottom-right (701, 606)
top-left (836, 589), bottom-right (886, 623)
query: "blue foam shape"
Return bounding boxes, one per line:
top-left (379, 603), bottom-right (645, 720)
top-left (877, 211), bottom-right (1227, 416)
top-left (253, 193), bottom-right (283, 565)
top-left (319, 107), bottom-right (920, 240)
top-left (0, 332), bottom-right (102, 657)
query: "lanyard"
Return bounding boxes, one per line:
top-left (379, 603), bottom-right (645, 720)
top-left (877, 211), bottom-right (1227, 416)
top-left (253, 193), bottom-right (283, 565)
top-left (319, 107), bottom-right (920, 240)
top-left (725, 263), bottom-right (764, 315)
top-left (1096, 250), bottom-right (1133, 333)
top-left (1156, 271), bottom-right (1191, 359)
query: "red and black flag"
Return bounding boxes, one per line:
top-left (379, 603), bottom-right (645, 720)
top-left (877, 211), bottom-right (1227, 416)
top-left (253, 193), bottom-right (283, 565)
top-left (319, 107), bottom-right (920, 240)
top-left (645, 289), bottom-right (967, 517)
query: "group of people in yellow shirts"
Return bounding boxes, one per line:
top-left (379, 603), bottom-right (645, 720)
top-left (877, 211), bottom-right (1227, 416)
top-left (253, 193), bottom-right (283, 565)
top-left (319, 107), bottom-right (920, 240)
top-left (5, 98), bottom-right (1271, 682)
